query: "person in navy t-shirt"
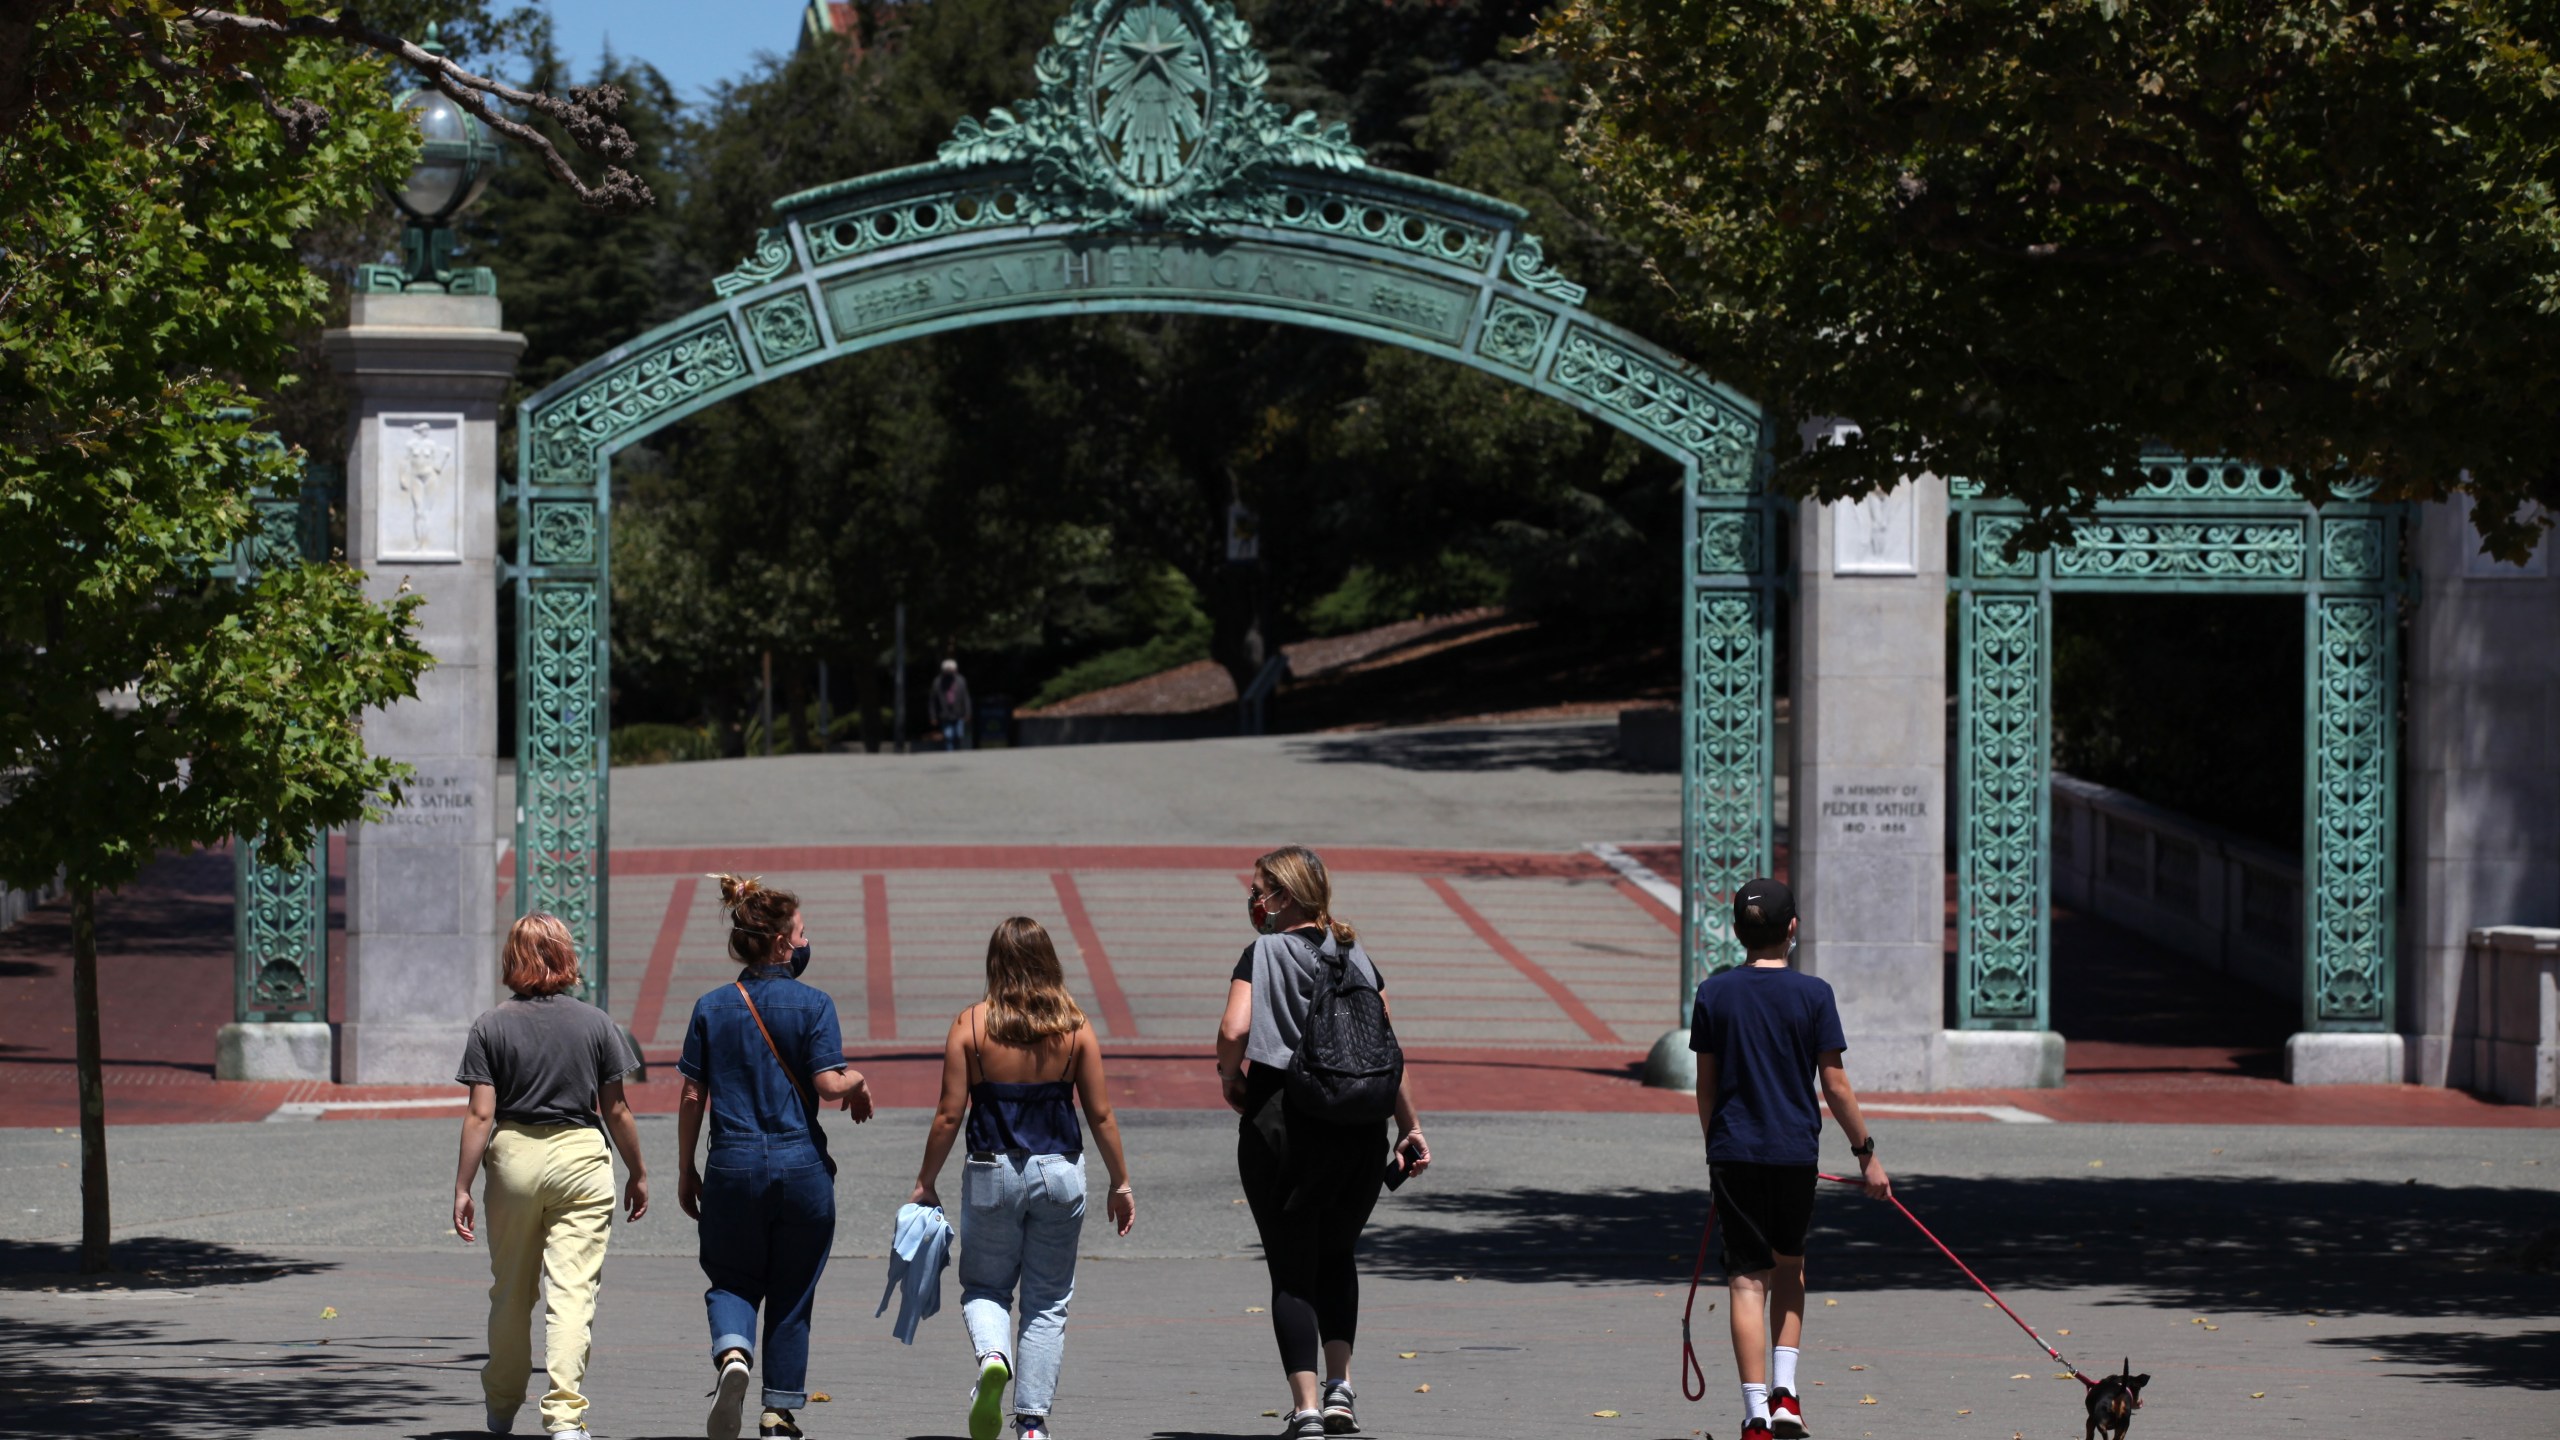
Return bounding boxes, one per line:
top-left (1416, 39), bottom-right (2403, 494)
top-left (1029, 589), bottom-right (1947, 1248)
top-left (1689, 877), bottom-right (1892, 1440)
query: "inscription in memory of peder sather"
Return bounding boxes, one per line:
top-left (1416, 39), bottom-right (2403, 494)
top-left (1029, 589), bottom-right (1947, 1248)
top-left (821, 240), bottom-right (1477, 347)
top-left (1817, 770), bottom-right (1934, 852)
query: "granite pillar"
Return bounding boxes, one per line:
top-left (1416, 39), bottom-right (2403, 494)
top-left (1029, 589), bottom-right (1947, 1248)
top-left (325, 294), bottom-right (524, 1083)
top-left (2399, 500), bottom-right (2560, 1089)
top-left (1792, 472), bottom-right (2006, 1089)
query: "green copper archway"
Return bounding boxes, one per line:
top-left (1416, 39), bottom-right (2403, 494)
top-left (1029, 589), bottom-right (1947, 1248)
top-left (513, 0), bottom-right (1781, 1010)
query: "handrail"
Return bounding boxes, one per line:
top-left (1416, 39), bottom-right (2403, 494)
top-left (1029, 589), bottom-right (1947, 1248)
top-left (1238, 654), bottom-right (1291, 737)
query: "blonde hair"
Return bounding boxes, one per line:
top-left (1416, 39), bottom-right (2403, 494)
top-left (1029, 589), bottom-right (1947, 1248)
top-left (983, 916), bottom-right (1089, 1047)
top-left (1254, 844), bottom-right (1357, 948)
top-left (712, 873), bottom-right (800, 966)
top-left (502, 912), bottom-right (582, 997)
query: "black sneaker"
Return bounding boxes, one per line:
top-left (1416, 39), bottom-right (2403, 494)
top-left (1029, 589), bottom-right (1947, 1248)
top-left (1320, 1381), bottom-right (1359, 1434)
top-left (759, 1409), bottom-right (802, 1439)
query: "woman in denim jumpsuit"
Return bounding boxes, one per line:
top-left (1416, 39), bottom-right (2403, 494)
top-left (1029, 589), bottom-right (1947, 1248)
top-left (912, 916), bottom-right (1135, 1440)
top-left (677, 875), bottom-right (876, 1440)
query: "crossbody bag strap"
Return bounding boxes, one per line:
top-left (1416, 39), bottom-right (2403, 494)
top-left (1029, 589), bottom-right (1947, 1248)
top-left (734, 980), bottom-right (816, 1112)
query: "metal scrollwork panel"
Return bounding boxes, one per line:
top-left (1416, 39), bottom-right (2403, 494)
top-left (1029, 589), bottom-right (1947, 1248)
top-left (1696, 509), bottom-right (1764, 576)
top-left (235, 831), bottom-right (326, 1022)
top-left (232, 457), bottom-right (332, 1024)
top-left (1958, 594), bottom-right (2047, 1028)
top-left (527, 318), bottom-right (747, 488)
top-left (1687, 588), bottom-right (1773, 985)
top-left (1552, 327), bottom-right (1758, 488)
top-left (2308, 597), bottom-right (2393, 1028)
top-left (2048, 519), bottom-right (2306, 582)
top-left (521, 579), bottom-right (605, 978)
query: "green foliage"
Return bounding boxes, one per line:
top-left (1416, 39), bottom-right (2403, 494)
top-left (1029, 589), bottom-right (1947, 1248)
top-left (609, 721), bottom-right (723, 766)
top-left (1302, 556), bottom-right (1507, 636)
top-left (1543, 0), bottom-right (2560, 559)
top-left (1028, 566), bottom-right (1215, 707)
top-left (0, 9), bottom-right (433, 891)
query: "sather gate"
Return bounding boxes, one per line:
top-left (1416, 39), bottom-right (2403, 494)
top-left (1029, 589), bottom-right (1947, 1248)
top-left (510, 0), bottom-right (1785, 1006)
top-left (1950, 462), bottom-right (2405, 1038)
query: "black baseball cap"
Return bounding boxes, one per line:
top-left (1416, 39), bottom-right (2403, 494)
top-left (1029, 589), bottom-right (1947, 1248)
top-left (1732, 877), bottom-right (1796, 950)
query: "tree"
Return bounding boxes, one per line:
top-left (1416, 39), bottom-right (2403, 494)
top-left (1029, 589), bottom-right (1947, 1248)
top-left (0, 2), bottom-right (651, 214)
top-left (0, 10), bottom-right (443, 1273)
top-left (1541, 0), bottom-right (2560, 558)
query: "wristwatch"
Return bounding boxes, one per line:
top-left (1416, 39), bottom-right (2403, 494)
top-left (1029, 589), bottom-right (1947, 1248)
top-left (1850, 1136), bottom-right (1877, 1161)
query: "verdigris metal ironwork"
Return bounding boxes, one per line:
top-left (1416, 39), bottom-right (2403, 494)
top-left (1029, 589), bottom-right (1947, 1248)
top-left (514, 0), bottom-right (1776, 1000)
top-left (1949, 459), bottom-right (2406, 1033)
top-left (223, 454), bottom-right (336, 1025)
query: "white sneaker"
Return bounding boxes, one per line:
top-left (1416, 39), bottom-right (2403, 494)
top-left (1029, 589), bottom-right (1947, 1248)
top-left (707, 1353), bottom-right (753, 1440)
top-left (549, 1430), bottom-right (592, 1440)
top-left (969, 1352), bottom-right (1012, 1440)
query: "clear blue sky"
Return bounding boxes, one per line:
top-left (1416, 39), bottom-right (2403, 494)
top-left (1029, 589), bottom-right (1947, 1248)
top-left (529, 1), bottom-right (806, 106)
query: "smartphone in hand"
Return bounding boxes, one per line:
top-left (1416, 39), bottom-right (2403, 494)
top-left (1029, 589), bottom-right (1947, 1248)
top-left (1383, 1135), bottom-right (1424, 1191)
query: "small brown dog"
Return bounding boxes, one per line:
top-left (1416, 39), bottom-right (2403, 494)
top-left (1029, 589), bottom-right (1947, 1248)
top-left (2083, 1360), bottom-right (2151, 1440)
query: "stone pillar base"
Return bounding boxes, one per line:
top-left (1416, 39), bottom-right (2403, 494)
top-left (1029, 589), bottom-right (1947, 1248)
top-left (339, 1021), bottom-right (475, 1085)
top-left (1931, 1030), bottom-right (2066, 1089)
top-left (2284, 1031), bottom-right (2406, 1085)
top-left (215, 1022), bottom-right (335, 1082)
top-left (1642, 1028), bottom-right (1698, 1090)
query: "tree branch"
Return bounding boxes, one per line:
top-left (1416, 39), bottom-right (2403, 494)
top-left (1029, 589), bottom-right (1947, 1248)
top-left (178, 7), bottom-right (652, 213)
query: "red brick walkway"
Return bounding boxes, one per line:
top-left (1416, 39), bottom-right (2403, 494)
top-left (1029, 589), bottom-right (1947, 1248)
top-left (3, 842), bottom-right (2550, 1129)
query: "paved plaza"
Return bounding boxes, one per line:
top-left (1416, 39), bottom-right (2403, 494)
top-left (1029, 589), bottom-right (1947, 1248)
top-left (3, 721), bottom-right (2555, 1437)
top-left (1, 1115), bottom-right (2554, 1439)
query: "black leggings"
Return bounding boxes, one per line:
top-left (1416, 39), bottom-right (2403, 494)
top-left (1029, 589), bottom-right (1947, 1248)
top-left (1238, 1107), bottom-right (1388, 1375)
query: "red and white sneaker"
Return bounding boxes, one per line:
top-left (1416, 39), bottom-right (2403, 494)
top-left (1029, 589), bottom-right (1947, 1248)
top-left (1741, 1420), bottom-right (1774, 1440)
top-left (1769, 1388), bottom-right (1809, 1438)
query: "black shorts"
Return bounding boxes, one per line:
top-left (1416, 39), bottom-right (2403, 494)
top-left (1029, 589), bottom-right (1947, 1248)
top-left (1710, 1162), bottom-right (1817, 1275)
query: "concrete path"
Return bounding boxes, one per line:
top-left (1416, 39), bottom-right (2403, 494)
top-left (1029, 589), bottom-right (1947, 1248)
top-left (2, 1116), bottom-right (2552, 1438)
top-left (527, 719), bottom-right (1695, 851)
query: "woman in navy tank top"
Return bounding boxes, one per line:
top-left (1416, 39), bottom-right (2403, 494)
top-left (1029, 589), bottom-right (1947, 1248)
top-left (911, 916), bottom-right (1134, 1440)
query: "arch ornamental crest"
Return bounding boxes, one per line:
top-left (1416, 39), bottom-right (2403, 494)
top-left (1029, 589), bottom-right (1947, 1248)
top-left (513, 0), bottom-right (1782, 1004)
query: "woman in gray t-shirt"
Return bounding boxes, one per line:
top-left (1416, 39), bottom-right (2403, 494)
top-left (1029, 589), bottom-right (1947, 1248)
top-left (451, 913), bottom-right (648, 1439)
top-left (1214, 846), bottom-right (1430, 1440)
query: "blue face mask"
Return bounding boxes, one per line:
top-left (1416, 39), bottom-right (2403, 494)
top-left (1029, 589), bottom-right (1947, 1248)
top-left (788, 941), bottom-right (812, 978)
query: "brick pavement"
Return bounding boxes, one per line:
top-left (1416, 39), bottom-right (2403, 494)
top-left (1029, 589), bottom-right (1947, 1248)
top-left (4, 841), bottom-right (2554, 1130)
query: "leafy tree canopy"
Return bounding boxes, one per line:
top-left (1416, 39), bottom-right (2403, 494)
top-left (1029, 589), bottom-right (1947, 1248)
top-left (1541, 0), bottom-right (2560, 558)
top-left (1, 8), bottom-right (440, 893)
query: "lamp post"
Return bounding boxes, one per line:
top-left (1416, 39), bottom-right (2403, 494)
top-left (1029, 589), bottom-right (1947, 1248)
top-left (357, 28), bottom-right (499, 296)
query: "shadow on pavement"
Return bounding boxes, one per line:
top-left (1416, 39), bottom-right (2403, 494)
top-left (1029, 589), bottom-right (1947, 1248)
top-left (2320, 1328), bottom-right (2560, 1390)
top-left (1363, 1174), bottom-right (2556, 1334)
top-left (0, 1315), bottom-right (446, 1433)
top-left (1284, 723), bottom-right (1629, 774)
top-left (0, 1236), bottom-right (336, 1286)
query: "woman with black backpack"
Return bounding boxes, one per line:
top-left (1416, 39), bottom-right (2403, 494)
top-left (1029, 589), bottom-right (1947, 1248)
top-left (1216, 845), bottom-right (1431, 1439)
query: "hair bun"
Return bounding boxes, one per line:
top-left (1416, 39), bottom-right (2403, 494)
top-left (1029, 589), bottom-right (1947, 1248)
top-left (711, 873), bottom-right (764, 910)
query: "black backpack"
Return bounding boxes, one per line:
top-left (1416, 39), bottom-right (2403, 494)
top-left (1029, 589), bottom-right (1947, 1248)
top-left (1284, 931), bottom-right (1405, 1124)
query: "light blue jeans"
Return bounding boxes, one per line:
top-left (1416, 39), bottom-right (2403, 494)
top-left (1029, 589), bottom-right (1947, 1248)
top-left (960, 1151), bottom-right (1085, 1418)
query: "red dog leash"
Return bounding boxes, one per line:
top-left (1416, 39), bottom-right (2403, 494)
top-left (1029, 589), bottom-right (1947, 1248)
top-left (1680, 1173), bottom-right (2097, 1402)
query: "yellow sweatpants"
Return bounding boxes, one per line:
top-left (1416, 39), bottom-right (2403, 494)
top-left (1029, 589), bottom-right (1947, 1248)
top-left (482, 1120), bottom-right (616, 1432)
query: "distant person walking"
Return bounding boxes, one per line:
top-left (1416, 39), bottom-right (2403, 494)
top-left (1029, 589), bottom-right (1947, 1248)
top-left (1691, 878), bottom-right (1891, 1440)
top-left (931, 659), bottom-right (973, 751)
top-left (677, 875), bottom-right (877, 1440)
top-left (910, 917), bottom-right (1135, 1440)
top-left (1216, 846), bottom-right (1429, 1439)
top-left (452, 912), bottom-right (650, 1440)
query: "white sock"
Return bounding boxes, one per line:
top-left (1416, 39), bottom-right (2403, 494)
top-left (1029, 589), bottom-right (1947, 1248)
top-left (1742, 1381), bottom-right (1770, 1423)
top-left (1773, 1345), bottom-right (1800, 1393)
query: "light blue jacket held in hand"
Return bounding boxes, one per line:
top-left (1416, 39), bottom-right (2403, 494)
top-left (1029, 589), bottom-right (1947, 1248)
top-left (878, 1201), bottom-right (953, 1344)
